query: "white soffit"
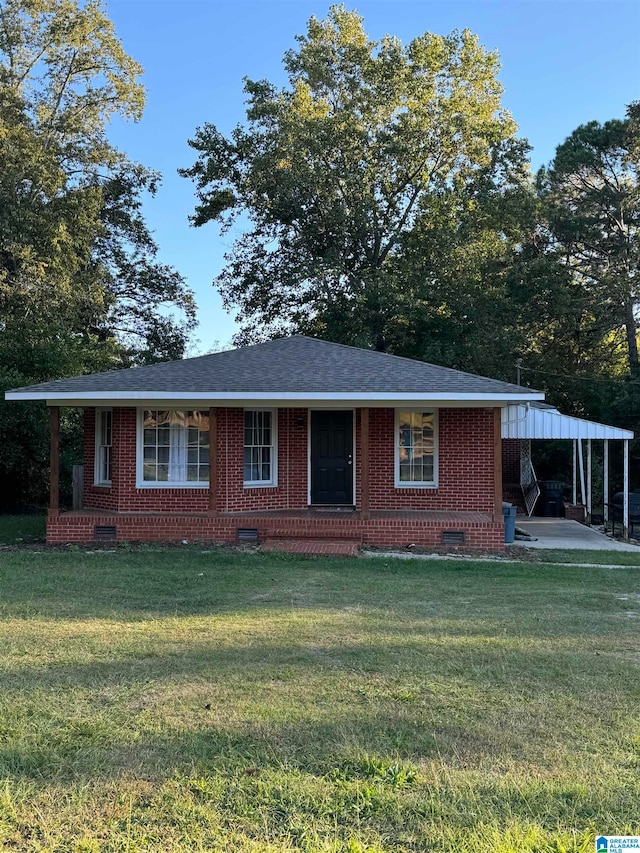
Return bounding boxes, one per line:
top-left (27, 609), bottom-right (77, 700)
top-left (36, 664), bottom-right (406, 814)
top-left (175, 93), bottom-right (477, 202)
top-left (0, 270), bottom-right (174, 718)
top-left (502, 404), bottom-right (634, 440)
top-left (5, 391), bottom-right (544, 405)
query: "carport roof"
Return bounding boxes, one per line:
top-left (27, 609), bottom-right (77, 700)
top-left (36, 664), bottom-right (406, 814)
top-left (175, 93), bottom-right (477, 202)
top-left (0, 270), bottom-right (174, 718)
top-left (502, 402), bottom-right (633, 440)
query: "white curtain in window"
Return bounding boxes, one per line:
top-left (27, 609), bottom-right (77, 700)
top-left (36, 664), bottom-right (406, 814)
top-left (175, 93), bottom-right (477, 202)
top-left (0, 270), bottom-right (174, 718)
top-left (168, 421), bottom-right (188, 482)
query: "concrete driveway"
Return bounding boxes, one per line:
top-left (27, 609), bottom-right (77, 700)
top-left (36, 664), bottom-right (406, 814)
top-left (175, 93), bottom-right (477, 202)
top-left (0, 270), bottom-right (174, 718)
top-left (515, 518), bottom-right (639, 551)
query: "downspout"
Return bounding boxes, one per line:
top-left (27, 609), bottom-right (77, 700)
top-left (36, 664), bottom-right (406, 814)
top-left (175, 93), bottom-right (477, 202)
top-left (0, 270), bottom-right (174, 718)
top-left (501, 402), bottom-right (531, 431)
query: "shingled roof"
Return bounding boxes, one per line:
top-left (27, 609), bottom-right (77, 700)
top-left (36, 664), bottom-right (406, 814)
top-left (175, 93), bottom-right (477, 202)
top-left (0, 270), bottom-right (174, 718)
top-left (6, 336), bottom-right (543, 402)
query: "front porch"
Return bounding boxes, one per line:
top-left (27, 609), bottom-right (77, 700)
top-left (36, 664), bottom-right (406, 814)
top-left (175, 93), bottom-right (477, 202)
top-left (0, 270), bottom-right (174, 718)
top-left (42, 401), bottom-right (507, 549)
top-left (46, 507), bottom-right (504, 550)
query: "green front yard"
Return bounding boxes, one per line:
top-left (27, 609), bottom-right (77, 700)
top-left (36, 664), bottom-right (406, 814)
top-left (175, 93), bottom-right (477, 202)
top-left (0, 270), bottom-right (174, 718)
top-left (0, 514), bottom-right (45, 544)
top-left (0, 541), bottom-right (638, 851)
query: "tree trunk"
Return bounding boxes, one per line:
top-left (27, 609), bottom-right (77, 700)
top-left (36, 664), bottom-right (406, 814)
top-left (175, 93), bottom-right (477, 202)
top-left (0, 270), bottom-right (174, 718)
top-left (625, 298), bottom-right (638, 369)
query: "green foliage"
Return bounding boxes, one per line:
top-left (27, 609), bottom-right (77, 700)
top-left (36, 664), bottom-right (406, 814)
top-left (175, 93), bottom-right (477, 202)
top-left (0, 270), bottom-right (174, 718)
top-left (182, 5), bottom-right (521, 352)
top-left (0, 368), bottom-right (81, 510)
top-left (183, 6), bottom-right (640, 465)
top-left (0, 0), bottom-right (197, 366)
top-left (0, 369), bottom-right (49, 509)
top-left (0, 513), bottom-right (45, 542)
top-left (0, 0), bottom-right (197, 508)
top-left (538, 116), bottom-right (640, 372)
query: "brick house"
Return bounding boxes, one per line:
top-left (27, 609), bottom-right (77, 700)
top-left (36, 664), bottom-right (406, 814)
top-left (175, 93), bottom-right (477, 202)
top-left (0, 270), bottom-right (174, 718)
top-left (6, 336), bottom-right (543, 549)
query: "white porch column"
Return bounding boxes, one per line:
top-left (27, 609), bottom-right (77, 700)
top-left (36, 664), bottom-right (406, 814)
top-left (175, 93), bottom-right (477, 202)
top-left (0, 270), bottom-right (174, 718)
top-left (586, 438), bottom-right (592, 521)
top-left (572, 439), bottom-right (577, 505)
top-left (623, 439), bottom-right (629, 539)
top-left (603, 439), bottom-right (609, 524)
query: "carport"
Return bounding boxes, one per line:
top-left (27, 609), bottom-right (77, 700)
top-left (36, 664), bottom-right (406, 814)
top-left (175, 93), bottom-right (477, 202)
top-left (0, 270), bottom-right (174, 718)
top-left (515, 518), bottom-right (640, 551)
top-left (502, 402), bottom-right (634, 537)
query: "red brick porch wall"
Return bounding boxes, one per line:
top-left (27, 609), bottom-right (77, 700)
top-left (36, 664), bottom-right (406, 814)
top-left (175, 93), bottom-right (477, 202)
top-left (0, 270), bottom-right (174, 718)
top-left (83, 409), bottom-right (117, 511)
top-left (82, 406), bottom-right (498, 515)
top-left (368, 408), bottom-right (495, 513)
top-left (82, 407), bottom-right (309, 514)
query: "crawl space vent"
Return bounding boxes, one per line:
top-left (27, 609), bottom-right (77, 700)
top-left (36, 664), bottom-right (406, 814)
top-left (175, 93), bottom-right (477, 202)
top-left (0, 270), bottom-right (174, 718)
top-left (441, 530), bottom-right (465, 545)
top-left (94, 525), bottom-right (117, 541)
top-left (236, 527), bottom-right (259, 544)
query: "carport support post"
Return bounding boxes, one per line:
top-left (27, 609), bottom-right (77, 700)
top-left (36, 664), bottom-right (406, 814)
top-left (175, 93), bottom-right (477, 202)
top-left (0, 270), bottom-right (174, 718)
top-left (603, 439), bottom-right (609, 525)
top-left (572, 440), bottom-right (577, 506)
top-left (586, 438), bottom-right (592, 522)
top-left (577, 439), bottom-right (586, 508)
top-left (623, 439), bottom-right (629, 539)
top-left (49, 406), bottom-right (60, 517)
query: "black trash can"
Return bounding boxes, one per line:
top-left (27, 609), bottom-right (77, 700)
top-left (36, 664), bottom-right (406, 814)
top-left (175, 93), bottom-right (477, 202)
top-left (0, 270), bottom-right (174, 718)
top-left (538, 481), bottom-right (566, 517)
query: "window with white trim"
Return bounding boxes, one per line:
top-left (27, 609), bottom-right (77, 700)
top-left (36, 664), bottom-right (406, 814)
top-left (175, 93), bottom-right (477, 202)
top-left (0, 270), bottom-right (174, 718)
top-left (140, 410), bottom-right (209, 486)
top-left (94, 409), bottom-right (112, 485)
top-left (396, 410), bottom-right (437, 487)
top-left (243, 409), bottom-right (277, 486)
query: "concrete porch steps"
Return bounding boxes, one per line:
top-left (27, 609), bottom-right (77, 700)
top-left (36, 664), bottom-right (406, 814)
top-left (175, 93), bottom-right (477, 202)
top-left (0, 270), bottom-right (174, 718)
top-left (260, 538), bottom-right (361, 556)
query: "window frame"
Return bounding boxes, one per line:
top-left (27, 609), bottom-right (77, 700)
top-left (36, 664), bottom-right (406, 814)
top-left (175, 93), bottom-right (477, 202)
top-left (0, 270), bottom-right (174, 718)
top-left (94, 408), bottom-right (113, 487)
top-left (135, 408), bottom-right (210, 489)
top-left (243, 408), bottom-right (278, 488)
top-left (394, 408), bottom-right (439, 489)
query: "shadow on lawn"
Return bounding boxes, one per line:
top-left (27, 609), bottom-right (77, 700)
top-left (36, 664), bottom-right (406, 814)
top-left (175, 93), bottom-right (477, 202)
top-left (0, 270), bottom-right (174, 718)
top-left (0, 629), bottom-right (634, 782)
top-left (0, 691), bottom-right (637, 835)
top-left (0, 626), bottom-right (629, 696)
top-left (1, 553), bottom-right (638, 844)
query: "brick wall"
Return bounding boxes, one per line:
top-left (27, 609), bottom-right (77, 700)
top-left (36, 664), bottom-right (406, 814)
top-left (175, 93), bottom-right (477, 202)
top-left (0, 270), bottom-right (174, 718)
top-left (47, 511), bottom-right (504, 549)
top-left (79, 404), bottom-right (500, 521)
top-left (219, 408), bottom-right (308, 512)
top-left (368, 408), bottom-right (496, 513)
top-left (502, 438), bottom-right (521, 483)
top-left (83, 407), bottom-right (310, 514)
top-left (82, 409), bottom-right (118, 511)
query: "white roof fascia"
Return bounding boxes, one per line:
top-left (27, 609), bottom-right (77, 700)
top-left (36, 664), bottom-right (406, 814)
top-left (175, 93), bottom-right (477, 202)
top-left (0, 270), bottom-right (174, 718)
top-left (502, 404), bottom-right (634, 440)
top-left (5, 390), bottom-right (545, 406)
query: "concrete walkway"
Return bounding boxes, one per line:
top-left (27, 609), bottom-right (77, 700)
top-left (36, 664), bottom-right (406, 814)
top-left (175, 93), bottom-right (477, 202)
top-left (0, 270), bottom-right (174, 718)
top-left (515, 518), bottom-right (639, 551)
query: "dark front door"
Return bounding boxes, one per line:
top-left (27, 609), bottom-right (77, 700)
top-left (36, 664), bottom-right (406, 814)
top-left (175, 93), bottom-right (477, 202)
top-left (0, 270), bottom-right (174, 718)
top-left (310, 410), bottom-right (354, 505)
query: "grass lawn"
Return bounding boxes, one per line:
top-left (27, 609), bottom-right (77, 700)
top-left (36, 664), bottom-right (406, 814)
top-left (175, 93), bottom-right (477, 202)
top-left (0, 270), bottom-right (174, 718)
top-left (526, 548), bottom-right (640, 566)
top-left (0, 546), bottom-right (638, 851)
top-left (0, 514), bottom-right (45, 544)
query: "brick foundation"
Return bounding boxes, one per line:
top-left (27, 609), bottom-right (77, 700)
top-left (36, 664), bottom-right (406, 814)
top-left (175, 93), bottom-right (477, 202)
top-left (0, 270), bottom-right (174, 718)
top-left (47, 509), bottom-right (505, 549)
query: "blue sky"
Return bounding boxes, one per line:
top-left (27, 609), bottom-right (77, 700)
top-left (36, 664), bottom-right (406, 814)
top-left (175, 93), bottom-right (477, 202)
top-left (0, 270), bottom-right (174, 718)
top-left (106, 0), bottom-right (640, 353)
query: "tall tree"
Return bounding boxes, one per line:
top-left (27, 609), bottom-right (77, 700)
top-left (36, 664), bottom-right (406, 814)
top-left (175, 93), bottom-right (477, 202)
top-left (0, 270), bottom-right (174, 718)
top-left (0, 0), bottom-right (196, 372)
top-left (375, 137), bottom-right (546, 379)
top-left (538, 117), bottom-right (640, 372)
top-left (182, 5), bottom-right (521, 351)
top-left (0, 0), bottom-right (196, 509)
